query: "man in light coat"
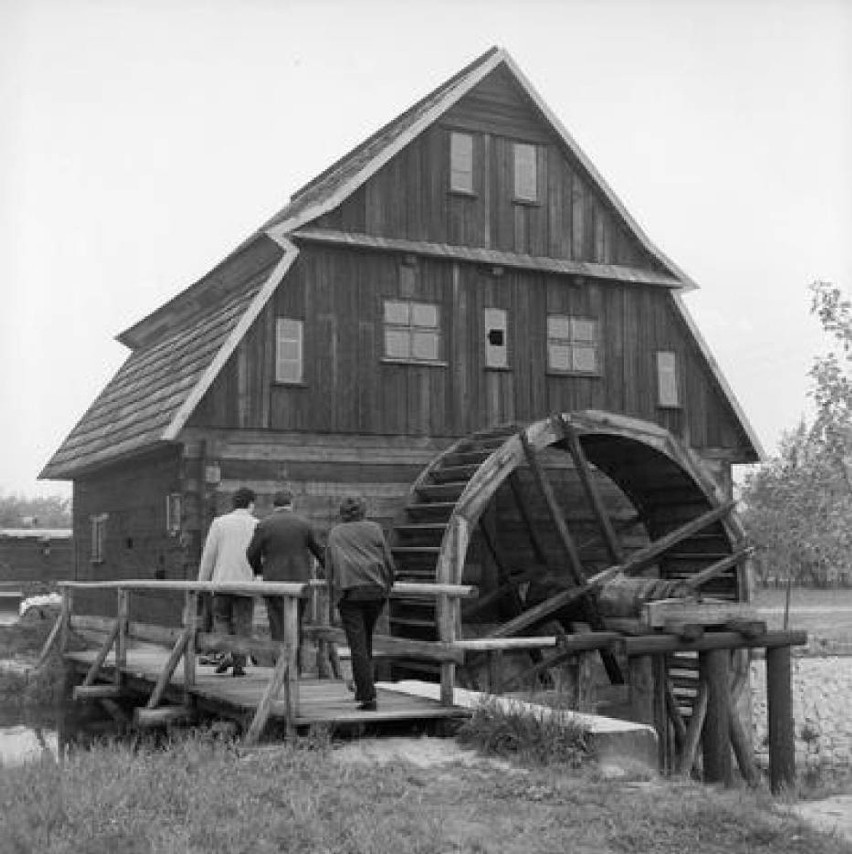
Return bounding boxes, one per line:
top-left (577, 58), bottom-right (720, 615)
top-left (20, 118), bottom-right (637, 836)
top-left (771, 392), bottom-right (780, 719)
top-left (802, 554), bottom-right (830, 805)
top-left (198, 486), bottom-right (258, 676)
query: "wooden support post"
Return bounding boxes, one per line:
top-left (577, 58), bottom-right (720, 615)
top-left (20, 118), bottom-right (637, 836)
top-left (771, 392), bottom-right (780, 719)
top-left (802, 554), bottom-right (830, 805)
top-left (665, 681), bottom-right (688, 752)
top-left (183, 590), bottom-right (198, 701)
top-left (653, 656), bottom-right (672, 773)
top-left (73, 684), bottom-right (123, 701)
top-left (59, 588), bottom-right (73, 654)
top-left (283, 595), bottom-right (299, 732)
top-left (629, 655), bottom-right (655, 728)
top-left (559, 418), bottom-right (624, 563)
top-left (676, 681), bottom-right (708, 775)
top-left (766, 644), bottom-right (796, 793)
top-left (81, 620), bottom-right (120, 688)
top-left (520, 432), bottom-right (624, 685)
top-left (700, 648), bottom-right (732, 785)
top-left (36, 613), bottom-right (64, 668)
top-left (438, 594), bottom-right (457, 706)
top-left (246, 647), bottom-right (291, 745)
top-left (135, 706), bottom-right (193, 729)
top-left (574, 651), bottom-right (595, 713)
top-left (115, 588), bottom-right (129, 689)
top-left (146, 627), bottom-right (192, 710)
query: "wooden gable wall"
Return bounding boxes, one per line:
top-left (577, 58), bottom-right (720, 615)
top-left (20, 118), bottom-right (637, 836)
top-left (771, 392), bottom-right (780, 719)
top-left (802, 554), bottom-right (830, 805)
top-left (187, 244), bottom-right (753, 460)
top-left (311, 65), bottom-right (666, 274)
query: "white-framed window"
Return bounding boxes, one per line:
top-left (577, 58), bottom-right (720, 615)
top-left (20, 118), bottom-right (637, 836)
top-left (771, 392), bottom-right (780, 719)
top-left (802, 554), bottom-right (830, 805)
top-left (513, 142), bottom-right (538, 202)
top-left (484, 307), bottom-right (508, 369)
top-left (166, 493), bottom-right (182, 536)
top-left (657, 350), bottom-right (680, 407)
top-left (275, 317), bottom-right (303, 383)
top-left (383, 300), bottom-right (441, 362)
top-left (547, 315), bottom-right (599, 374)
top-left (450, 131), bottom-right (474, 193)
top-left (91, 513), bottom-right (108, 564)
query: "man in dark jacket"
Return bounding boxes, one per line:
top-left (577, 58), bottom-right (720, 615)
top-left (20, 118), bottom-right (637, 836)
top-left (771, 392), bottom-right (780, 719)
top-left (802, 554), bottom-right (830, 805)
top-left (246, 488), bottom-right (324, 669)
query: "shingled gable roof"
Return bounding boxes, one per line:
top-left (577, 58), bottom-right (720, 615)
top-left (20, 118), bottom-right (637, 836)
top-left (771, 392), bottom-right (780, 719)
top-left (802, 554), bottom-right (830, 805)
top-left (40, 47), bottom-right (764, 481)
top-left (40, 243), bottom-right (298, 480)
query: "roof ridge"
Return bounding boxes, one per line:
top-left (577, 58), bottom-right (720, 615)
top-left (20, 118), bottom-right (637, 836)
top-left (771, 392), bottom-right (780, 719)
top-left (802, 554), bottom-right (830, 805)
top-left (290, 46), bottom-right (501, 203)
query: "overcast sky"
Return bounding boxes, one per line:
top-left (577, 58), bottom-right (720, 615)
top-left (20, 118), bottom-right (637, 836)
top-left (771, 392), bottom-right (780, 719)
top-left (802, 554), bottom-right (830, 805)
top-left (2, 0), bottom-right (851, 500)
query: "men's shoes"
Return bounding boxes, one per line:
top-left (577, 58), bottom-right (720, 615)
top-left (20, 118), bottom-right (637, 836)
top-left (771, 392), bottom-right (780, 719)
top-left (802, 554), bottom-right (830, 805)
top-left (214, 656), bottom-right (233, 675)
top-left (231, 665), bottom-right (246, 678)
top-left (356, 700), bottom-right (377, 711)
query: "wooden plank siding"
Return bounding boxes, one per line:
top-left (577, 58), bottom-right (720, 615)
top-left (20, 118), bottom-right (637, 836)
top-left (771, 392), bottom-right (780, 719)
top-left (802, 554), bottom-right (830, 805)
top-left (186, 244), bottom-right (753, 463)
top-left (312, 66), bottom-right (664, 276)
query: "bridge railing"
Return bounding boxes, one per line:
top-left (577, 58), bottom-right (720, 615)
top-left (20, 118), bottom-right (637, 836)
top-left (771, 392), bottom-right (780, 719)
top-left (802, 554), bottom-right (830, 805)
top-left (43, 579), bottom-right (478, 743)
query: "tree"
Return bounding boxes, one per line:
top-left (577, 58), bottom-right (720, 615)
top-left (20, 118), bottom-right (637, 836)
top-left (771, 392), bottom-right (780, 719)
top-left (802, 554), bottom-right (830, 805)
top-left (0, 491), bottom-right (72, 528)
top-left (740, 281), bottom-right (852, 587)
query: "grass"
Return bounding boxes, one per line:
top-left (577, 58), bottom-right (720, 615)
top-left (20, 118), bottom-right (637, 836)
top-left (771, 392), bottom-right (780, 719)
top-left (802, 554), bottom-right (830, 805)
top-left (457, 696), bottom-right (594, 768)
top-left (1, 733), bottom-right (851, 854)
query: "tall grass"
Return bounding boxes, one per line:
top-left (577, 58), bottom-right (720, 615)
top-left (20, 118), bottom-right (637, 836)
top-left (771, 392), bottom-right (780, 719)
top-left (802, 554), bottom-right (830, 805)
top-left (456, 696), bottom-right (594, 768)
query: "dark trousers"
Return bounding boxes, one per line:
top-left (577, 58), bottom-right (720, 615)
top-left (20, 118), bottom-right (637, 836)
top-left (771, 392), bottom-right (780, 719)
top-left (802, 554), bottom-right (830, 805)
top-left (338, 598), bottom-right (385, 703)
top-left (265, 596), bottom-right (308, 671)
top-left (212, 594), bottom-right (254, 668)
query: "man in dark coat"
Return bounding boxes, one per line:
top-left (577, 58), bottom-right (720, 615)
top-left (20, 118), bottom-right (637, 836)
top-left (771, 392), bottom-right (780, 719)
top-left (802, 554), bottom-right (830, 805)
top-left (246, 488), bottom-right (324, 669)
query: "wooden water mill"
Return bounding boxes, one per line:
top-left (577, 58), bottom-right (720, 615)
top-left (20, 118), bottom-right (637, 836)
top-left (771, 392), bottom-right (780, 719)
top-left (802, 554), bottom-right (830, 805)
top-left (388, 410), bottom-right (751, 716)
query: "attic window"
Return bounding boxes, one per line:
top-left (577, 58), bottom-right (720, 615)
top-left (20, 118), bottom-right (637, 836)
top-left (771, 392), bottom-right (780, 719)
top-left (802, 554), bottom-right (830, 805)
top-left (484, 308), bottom-right (508, 369)
top-left (657, 351), bottom-right (680, 408)
top-left (275, 318), bottom-right (303, 384)
top-left (513, 142), bottom-right (538, 203)
top-left (449, 131), bottom-right (474, 194)
top-left (547, 315), bottom-right (599, 374)
top-left (383, 300), bottom-right (442, 363)
top-left (90, 513), bottom-right (108, 564)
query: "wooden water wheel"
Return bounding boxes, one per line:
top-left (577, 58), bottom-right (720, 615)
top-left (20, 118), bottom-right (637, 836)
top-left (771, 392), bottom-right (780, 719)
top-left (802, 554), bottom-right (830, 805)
top-left (388, 410), bottom-right (749, 713)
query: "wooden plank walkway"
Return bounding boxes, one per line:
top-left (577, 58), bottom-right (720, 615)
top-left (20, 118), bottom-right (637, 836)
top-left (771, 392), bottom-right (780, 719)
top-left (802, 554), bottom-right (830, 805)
top-left (65, 644), bottom-right (470, 729)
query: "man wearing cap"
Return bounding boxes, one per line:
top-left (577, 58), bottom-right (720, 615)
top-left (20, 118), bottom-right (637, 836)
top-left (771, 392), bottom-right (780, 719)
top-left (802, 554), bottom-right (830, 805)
top-left (197, 486), bottom-right (258, 677)
top-left (246, 488), bottom-right (324, 670)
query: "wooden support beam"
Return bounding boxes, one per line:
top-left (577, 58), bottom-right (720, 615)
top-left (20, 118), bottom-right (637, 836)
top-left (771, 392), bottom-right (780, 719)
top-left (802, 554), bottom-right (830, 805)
top-left (683, 547), bottom-right (754, 590)
top-left (245, 646), bottom-right (291, 745)
top-left (519, 432), bottom-right (624, 685)
top-left (558, 417), bottom-right (624, 563)
top-left (36, 613), bottom-right (63, 669)
top-left (146, 627), bottom-right (192, 710)
top-left (664, 680), bottom-right (688, 750)
top-left (282, 596), bottom-right (299, 732)
top-left (81, 620), bottom-right (120, 688)
top-left (766, 644), bottom-right (796, 793)
top-left (700, 648), bottom-right (732, 786)
top-left (306, 625), bottom-right (466, 664)
top-left (115, 588), bottom-right (129, 689)
top-left (438, 595), bottom-right (459, 706)
top-left (507, 472), bottom-right (550, 567)
top-left (624, 629), bottom-right (807, 656)
top-left (73, 684), bottom-right (123, 701)
top-left (183, 590), bottom-right (198, 701)
top-left (676, 681), bottom-right (708, 776)
top-left (134, 705), bottom-right (193, 728)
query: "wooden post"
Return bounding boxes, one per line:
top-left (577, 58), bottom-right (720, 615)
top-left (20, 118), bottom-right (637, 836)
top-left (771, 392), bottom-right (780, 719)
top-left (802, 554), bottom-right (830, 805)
top-left (438, 594), bottom-right (457, 706)
top-left (115, 588), bottom-right (129, 689)
top-left (574, 651), bottom-right (595, 712)
top-left (81, 621), bottom-right (120, 688)
top-left (183, 590), bottom-right (198, 700)
top-left (282, 595), bottom-right (300, 733)
top-left (59, 587), bottom-right (73, 654)
top-left (246, 648), bottom-right (291, 745)
top-left (700, 648), bottom-right (732, 785)
top-left (629, 655), bottom-right (655, 728)
top-left (677, 681), bottom-right (708, 775)
top-left (146, 627), bottom-right (192, 709)
top-left (653, 656), bottom-right (673, 772)
top-left (766, 644), bottom-right (795, 793)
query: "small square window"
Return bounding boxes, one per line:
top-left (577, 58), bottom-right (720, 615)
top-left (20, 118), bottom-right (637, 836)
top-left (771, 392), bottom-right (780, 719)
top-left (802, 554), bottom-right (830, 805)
top-left (657, 351), bottom-right (679, 407)
top-left (91, 513), bottom-right (108, 563)
top-left (547, 315), bottom-right (599, 374)
top-left (276, 318), bottom-right (303, 383)
top-left (450, 131), bottom-right (474, 193)
top-left (514, 142), bottom-right (538, 202)
top-left (383, 299), bottom-right (442, 363)
top-left (166, 493), bottom-right (182, 536)
top-left (484, 307), bottom-right (508, 369)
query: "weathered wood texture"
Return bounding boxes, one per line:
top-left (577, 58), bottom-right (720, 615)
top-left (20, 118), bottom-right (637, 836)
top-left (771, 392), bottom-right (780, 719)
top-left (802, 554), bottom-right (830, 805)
top-left (313, 66), bottom-right (663, 272)
top-left (188, 244), bottom-right (753, 460)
